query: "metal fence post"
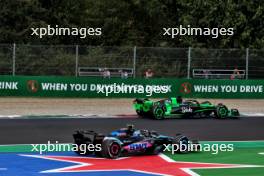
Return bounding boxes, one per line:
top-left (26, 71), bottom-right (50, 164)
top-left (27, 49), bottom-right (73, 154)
top-left (12, 43), bottom-right (16, 76)
top-left (75, 45), bottom-right (79, 77)
top-left (133, 46), bottom-right (137, 78)
top-left (246, 48), bottom-right (249, 80)
top-left (187, 47), bottom-right (192, 79)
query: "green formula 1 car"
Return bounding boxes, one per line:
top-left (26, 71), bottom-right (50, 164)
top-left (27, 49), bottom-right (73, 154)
top-left (133, 97), bottom-right (239, 120)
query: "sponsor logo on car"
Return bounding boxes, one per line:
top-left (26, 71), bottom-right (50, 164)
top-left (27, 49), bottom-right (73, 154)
top-left (128, 142), bottom-right (149, 151)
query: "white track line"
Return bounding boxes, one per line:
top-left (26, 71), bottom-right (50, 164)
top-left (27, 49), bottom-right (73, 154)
top-left (0, 113), bottom-right (263, 119)
top-left (241, 113), bottom-right (264, 116)
top-left (0, 114), bottom-right (137, 119)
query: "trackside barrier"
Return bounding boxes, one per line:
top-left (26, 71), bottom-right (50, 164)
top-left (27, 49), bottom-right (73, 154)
top-left (0, 76), bottom-right (264, 98)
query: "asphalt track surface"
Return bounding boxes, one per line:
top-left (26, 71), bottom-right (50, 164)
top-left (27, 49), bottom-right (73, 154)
top-left (0, 116), bottom-right (264, 144)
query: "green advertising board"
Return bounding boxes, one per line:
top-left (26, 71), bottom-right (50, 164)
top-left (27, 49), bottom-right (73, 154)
top-left (0, 75), bottom-right (264, 98)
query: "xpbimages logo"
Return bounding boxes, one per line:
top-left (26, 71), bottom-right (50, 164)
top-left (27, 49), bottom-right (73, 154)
top-left (31, 25), bottom-right (102, 38)
top-left (163, 25), bottom-right (234, 39)
top-left (163, 141), bottom-right (234, 155)
top-left (31, 141), bottom-right (101, 154)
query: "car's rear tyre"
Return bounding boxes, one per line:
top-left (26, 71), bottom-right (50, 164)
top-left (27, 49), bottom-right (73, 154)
top-left (152, 104), bottom-right (165, 120)
top-left (173, 134), bottom-right (189, 153)
top-left (101, 139), bottom-right (122, 159)
top-left (216, 104), bottom-right (229, 118)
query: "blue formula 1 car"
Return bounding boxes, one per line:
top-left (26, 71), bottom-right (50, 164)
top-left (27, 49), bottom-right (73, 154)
top-left (73, 125), bottom-right (198, 159)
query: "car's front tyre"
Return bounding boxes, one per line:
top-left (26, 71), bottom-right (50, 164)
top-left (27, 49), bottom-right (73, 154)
top-left (216, 104), bottom-right (229, 118)
top-left (152, 104), bottom-right (165, 120)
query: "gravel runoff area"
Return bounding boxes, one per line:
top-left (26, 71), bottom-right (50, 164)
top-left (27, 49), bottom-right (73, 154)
top-left (0, 97), bottom-right (264, 116)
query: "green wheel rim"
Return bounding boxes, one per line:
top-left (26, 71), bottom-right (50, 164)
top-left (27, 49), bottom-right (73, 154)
top-left (219, 107), bottom-right (227, 117)
top-left (155, 108), bottom-right (164, 119)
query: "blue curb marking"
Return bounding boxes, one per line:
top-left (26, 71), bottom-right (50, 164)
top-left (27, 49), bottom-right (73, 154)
top-left (0, 152), bottom-right (158, 176)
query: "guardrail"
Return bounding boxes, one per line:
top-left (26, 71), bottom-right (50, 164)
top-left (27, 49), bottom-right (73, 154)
top-left (78, 67), bottom-right (134, 78)
top-left (192, 69), bottom-right (245, 79)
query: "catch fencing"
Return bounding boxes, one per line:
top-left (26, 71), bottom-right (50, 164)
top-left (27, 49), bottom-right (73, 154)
top-left (0, 44), bottom-right (263, 79)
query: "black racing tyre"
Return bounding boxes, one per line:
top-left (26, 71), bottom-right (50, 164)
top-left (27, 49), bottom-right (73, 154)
top-left (216, 104), bottom-right (229, 118)
top-left (101, 139), bottom-right (122, 159)
top-left (74, 137), bottom-right (93, 155)
top-left (172, 134), bottom-right (189, 153)
top-left (152, 104), bottom-right (165, 120)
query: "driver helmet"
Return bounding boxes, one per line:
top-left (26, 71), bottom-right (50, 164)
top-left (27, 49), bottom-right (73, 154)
top-left (126, 124), bottom-right (135, 135)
